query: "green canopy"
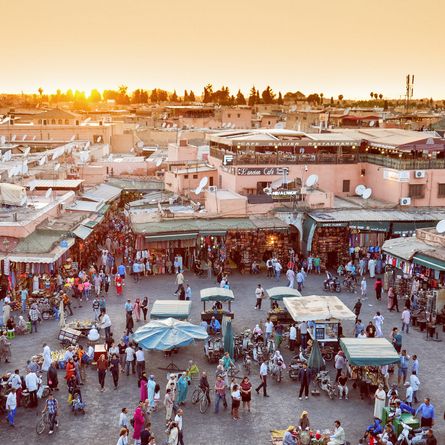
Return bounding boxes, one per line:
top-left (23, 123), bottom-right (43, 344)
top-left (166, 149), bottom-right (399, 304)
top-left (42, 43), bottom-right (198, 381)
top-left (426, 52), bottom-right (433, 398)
top-left (307, 339), bottom-right (324, 371)
top-left (200, 287), bottom-right (235, 302)
top-left (150, 300), bottom-right (191, 320)
top-left (340, 338), bottom-right (400, 366)
top-left (267, 286), bottom-right (302, 301)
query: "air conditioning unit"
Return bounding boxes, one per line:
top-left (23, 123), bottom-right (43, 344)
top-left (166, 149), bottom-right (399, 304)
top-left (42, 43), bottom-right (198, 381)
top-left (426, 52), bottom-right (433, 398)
top-left (400, 197), bottom-right (411, 206)
top-left (208, 186), bottom-right (218, 192)
top-left (415, 170), bottom-right (426, 178)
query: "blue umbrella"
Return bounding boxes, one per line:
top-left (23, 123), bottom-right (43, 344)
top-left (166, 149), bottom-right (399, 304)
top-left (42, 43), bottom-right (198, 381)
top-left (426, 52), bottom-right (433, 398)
top-left (133, 317), bottom-right (208, 351)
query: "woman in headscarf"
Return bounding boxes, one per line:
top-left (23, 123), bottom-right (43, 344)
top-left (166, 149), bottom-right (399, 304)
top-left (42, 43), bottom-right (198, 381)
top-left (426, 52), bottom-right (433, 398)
top-left (133, 298), bottom-right (141, 322)
top-left (115, 274), bottom-right (123, 296)
top-left (147, 375), bottom-right (156, 409)
top-left (175, 372), bottom-right (190, 405)
top-left (139, 372), bottom-right (148, 402)
top-left (132, 402), bottom-right (145, 444)
top-left (0, 331), bottom-right (11, 363)
top-left (65, 358), bottom-right (76, 383)
top-left (299, 410), bottom-right (310, 430)
top-left (373, 383), bottom-right (386, 420)
top-left (47, 361), bottom-right (59, 391)
top-left (42, 343), bottom-right (52, 372)
top-left (16, 315), bottom-right (28, 335)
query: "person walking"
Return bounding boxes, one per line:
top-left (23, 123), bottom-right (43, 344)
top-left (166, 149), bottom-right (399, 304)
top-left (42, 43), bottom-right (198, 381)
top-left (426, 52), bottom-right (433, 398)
top-left (174, 408), bottom-right (185, 445)
top-left (296, 270), bottom-right (305, 292)
top-left (286, 268), bottom-right (295, 288)
top-left (353, 298), bottom-right (362, 320)
top-left (110, 353), bottom-right (120, 389)
top-left (401, 307), bottom-right (411, 333)
top-left (334, 351), bottom-right (346, 382)
top-left (360, 278), bottom-right (367, 299)
top-left (6, 387), bottom-right (17, 427)
top-left (100, 309), bottom-right (112, 341)
top-left (214, 375), bottom-right (227, 414)
top-left (164, 388), bottom-right (174, 422)
top-left (141, 297), bottom-right (149, 321)
top-left (117, 428), bottom-right (129, 445)
top-left (298, 363), bottom-right (311, 400)
top-left (289, 323), bottom-right (297, 351)
top-left (391, 327), bottom-right (402, 353)
top-left (240, 376), bottom-right (252, 412)
top-left (135, 347), bottom-right (145, 380)
top-left (25, 369), bottom-right (39, 408)
top-left (231, 384), bottom-right (241, 420)
top-left (374, 278), bottom-right (383, 300)
top-left (415, 398), bottom-right (435, 427)
top-left (29, 304), bottom-right (41, 333)
top-left (125, 343), bottom-right (135, 376)
top-left (410, 371), bottom-right (420, 404)
top-left (374, 383), bottom-right (386, 420)
top-left (133, 401), bottom-right (145, 445)
top-left (373, 312), bottom-right (384, 337)
top-left (398, 350), bottom-right (410, 386)
top-left (274, 261), bottom-right (282, 281)
top-left (254, 284), bottom-right (264, 310)
top-left (299, 321), bottom-right (308, 349)
top-left (97, 354), bottom-right (108, 392)
top-left (174, 269), bottom-right (185, 294)
top-left (42, 343), bottom-right (52, 372)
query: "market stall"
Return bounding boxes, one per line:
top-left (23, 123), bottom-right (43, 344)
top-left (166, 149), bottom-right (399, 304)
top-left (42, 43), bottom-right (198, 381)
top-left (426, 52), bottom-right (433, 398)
top-left (150, 300), bottom-right (192, 321)
top-left (267, 286), bottom-right (302, 325)
top-left (283, 295), bottom-right (355, 347)
top-left (200, 287), bottom-right (235, 323)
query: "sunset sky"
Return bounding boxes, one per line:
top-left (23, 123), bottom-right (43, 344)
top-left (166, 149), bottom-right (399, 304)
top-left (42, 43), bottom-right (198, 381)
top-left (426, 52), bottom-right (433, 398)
top-left (2, 0), bottom-right (444, 98)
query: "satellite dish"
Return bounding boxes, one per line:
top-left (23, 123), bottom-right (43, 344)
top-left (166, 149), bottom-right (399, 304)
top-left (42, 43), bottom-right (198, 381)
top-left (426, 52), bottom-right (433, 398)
top-left (23, 147), bottom-right (31, 157)
top-left (84, 141), bottom-right (90, 150)
top-left (362, 188), bottom-right (372, 199)
top-left (45, 188), bottom-right (53, 199)
top-left (11, 134), bottom-right (16, 142)
top-left (39, 156), bottom-right (47, 166)
top-left (0, 136), bottom-right (5, 145)
top-left (70, 135), bottom-right (75, 142)
top-left (436, 220), bottom-right (445, 234)
top-left (305, 174), bottom-right (318, 187)
top-left (198, 177), bottom-right (209, 189)
top-left (4, 150), bottom-right (12, 161)
top-left (155, 158), bottom-right (162, 167)
top-left (97, 136), bottom-right (102, 143)
top-left (137, 141), bottom-right (144, 149)
top-left (194, 186), bottom-right (203, 195)
top-left (32, 136), bottom-right (36, 141)
top-left (0, 116), bottom-right (10, 124)
top-left (54, 163), bottom-right (60, 171)
top-left (22, 134), bottom-right (27, 141)
top-left (355, 184), bottom-right (366, 196)
top-left (83, 117), bottom-right (91, 124)
top-left (29, 182), bottom-right (36, 192)
top-left (263, 187), bottom-right (272, 195)
top-left (369, 121), bottom-right (375, 127)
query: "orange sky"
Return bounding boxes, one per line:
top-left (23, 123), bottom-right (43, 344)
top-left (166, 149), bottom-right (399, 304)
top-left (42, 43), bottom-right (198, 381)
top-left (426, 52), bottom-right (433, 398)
top-left (2, 0), bottom-right (444, 98)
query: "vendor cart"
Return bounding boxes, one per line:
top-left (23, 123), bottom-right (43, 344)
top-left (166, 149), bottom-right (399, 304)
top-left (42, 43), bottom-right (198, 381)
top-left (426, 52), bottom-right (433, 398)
top-left (200, 287), bottom-right (235, 323)
top-left (66, 320), bottom-right (97, 337)
top-left (267, 287), bottom-right (302, 325)
top-left (58, 327), bottom-right (81, 346)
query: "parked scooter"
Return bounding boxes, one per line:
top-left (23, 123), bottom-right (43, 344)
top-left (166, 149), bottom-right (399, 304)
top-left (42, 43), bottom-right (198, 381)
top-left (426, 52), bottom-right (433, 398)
top-left (315, 370), bottom-right (336, 399)
top-left (396, 422), bottom-right (429, 445)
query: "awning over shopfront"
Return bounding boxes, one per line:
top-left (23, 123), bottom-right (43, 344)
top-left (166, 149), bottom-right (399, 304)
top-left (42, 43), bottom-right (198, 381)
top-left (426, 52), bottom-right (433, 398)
top-left (349, 222), bottom-right (390, 232)
top-left (73, 225), bottom-right (93, 240)
top-left (9, 237), bottom-right (75, 264)
top-left (392, 221), bottom-right (433, 235)
top-left (413, 253), bottom-right (445, 271)
top-left (82, 183), bottom-right (122, 203)
top-left (200, 287), bottom-right (235, 302)
top-left (199, 230), bottom-right (227, 236)
top-left (145, 233), bottom-right (198, 242)
top-left (340, 338), bottom-right (400, 366)
top-left (283, 295), bottom-right (356, 322)
top-left (382, 237), bottom-right (435, 261)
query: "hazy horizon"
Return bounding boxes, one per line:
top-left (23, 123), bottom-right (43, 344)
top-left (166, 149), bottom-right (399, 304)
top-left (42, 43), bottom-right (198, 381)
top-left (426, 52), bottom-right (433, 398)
top-left (2, 0), bottom-right (445, 99)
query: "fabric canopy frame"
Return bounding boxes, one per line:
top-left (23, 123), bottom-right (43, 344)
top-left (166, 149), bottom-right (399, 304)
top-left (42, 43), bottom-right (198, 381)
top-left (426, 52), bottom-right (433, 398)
top-left (283, 295), bottom-right (356, 322)
top-left (267, 286), bottom-right (302, 301)
top-left (150, 300), bottom-right (191, 320)
top-left (339, 338), bottom-right (400, 366)
top-left (133, 317), bottom-right (208, 351)
top-left (200, 287), bottom-right (235, 302)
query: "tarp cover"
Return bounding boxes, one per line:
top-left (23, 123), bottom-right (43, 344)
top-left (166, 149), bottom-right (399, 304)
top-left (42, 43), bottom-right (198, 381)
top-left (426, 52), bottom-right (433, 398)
top-left (133, 317), bottom-right (208, 351)
top-left (0, 183), bottom-right (27, 206)
top-left (283, 295), bottom-right (356, 322)
top-left (200, 287), bottom-right (235, 302)
top-left (267, 286), bottom-right (302, 301)
top-left (340, 338), bottom-right (400, 366)
top-left (150, 300), bottom-right (191, 319)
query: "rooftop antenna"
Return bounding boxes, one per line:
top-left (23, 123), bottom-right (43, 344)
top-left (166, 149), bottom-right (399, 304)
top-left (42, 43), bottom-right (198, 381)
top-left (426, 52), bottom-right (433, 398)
top-left (436, 220), bottom-right (445, 234)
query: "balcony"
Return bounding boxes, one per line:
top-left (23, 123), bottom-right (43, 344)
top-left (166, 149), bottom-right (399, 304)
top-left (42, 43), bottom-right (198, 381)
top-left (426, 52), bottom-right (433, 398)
top-left (358, 154), bottom-right (445, 170)
top-left (210, 147), bottom-right (358, 165)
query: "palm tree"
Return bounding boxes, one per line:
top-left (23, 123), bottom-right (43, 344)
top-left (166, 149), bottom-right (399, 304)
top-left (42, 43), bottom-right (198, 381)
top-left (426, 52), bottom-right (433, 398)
top-left (38, 87), bottom-right (43, 97)
top-left (320, 93), bottom-right (324, 105)
top-left (379, 93), bottom-right (383, 100)
top-left (370, 92), bottom-right (374, 100)
top-left (338, 94), bottom-right (344, 103)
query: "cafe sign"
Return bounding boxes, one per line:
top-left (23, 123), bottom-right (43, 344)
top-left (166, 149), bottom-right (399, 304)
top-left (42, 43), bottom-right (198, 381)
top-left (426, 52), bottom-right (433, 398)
top-left (383, 168), bottom-right (410, 183)
top-left (237, 167), bottom-right (289, 176)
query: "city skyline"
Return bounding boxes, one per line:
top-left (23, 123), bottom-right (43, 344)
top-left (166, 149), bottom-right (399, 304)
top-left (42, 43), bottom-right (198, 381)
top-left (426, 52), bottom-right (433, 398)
top-left (1, 0), bottom-right (445, 98)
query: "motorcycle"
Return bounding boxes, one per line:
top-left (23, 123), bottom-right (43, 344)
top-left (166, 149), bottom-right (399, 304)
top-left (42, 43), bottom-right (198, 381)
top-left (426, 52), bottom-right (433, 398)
top-left (288, 356), bottom-right (305, 381)
top-left (396, 422), bottom-right (429, 445)
top-left (323, 276), bottom-right (341, 293)
top-left (21, 375), bottom-right (51, 407)
top-left (315, 370), bottom-right (336, 399)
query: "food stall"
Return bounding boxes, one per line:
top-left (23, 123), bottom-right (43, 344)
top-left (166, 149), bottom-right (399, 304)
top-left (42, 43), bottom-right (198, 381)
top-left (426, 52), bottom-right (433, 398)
top-left (150, 300), bottom-right (192, 321)
top-left (283, 295), bottom-right (356, 348)
top-left (200, 287), bottom-right (235, 323)
top-left (267, 287), bottom-right (302, 325)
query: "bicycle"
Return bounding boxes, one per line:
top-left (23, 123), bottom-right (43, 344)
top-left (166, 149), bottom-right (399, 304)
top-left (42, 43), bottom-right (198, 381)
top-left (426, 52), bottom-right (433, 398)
top-left (191, 386), bottom-right (211, 414)
top-left (36, 411), bottom-right (52, 435)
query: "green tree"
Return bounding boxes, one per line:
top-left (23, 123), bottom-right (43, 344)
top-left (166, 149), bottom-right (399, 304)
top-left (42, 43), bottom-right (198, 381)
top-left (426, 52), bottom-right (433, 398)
top-left (103, 89), bottom-right (119, 101)
top-left (66, 89), bottom-right (74, 101)
top-left (150, 89), bottom-right (159, 103)
top-left (131, 89), bottom-right (148, 104)
top-left (157, 90), bottom-right (168, 102)
top-left (170, 90), bottom-right (179, 102)
top-left (203, 84), bottom-right (213, 103)
top-left (116, 85), bottom-right (130, 104)
top-left (236, 89), bottom-right (246, 105)
top-left (38, 87), bottom-right (43, 97)
top-left (320, 93), bottom-right (324, 104)
top-left (189, 90), bottom-right (196, 102)
top-left (306, 93), bottom-right (321, 105)
top-left (89, 89), bottom-right (101, 103)
top-left (261, 86), bottom-right (275, 104)
top-left (370, 92), bottom-right (374, 99)
top-left (330, 96), bottom-right (334, 105)
top-left (183, 90), bottom-right (189, 102)
top-left (379, 93), bottom-right (383, 100)
top-left (338, 94), bottom-right (344, 102)
top-left (248, 86), bottom-right (257, 106)
top-left (277, 92), bottom-right (284, 105)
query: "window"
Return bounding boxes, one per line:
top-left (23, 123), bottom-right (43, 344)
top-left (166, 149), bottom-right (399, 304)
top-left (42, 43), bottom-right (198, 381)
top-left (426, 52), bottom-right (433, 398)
top-left (342, 180), bottom-right (350, 193)
top-left (184, 174), bottom-right (189, 179)
top-left (227, 113), bottom-right (231, 118)
top-left (193, 174), bottom-right (198, 179)
top-left (409, 184), bottom-right (425, 199)
top-left (51, 119), bottom-right (56, 124)
top-left (65, 119), bottom-right (69, 124)
top-left (237, 113), bottom-right (241, 118)
top-left (58, 119), bottom-right (62, 124)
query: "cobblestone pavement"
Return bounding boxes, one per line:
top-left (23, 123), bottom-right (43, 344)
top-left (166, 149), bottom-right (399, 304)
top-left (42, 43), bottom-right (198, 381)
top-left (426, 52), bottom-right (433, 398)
top-left (1, 271), bottom-right (444, 445)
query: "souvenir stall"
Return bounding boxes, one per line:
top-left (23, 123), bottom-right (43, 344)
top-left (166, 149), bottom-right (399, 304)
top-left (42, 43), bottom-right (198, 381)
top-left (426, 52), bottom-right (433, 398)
top-left (283, 295), bottom-right (356, 349)
top-left (200, 287), bottom-right (235, 323)
top-left (267, 287), bottom-right (302, 325)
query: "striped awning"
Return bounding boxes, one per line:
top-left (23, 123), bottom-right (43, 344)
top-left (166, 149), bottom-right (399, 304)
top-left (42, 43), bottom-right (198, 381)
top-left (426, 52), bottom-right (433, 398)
top-left (413, 253), bottom-right (445, 271)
